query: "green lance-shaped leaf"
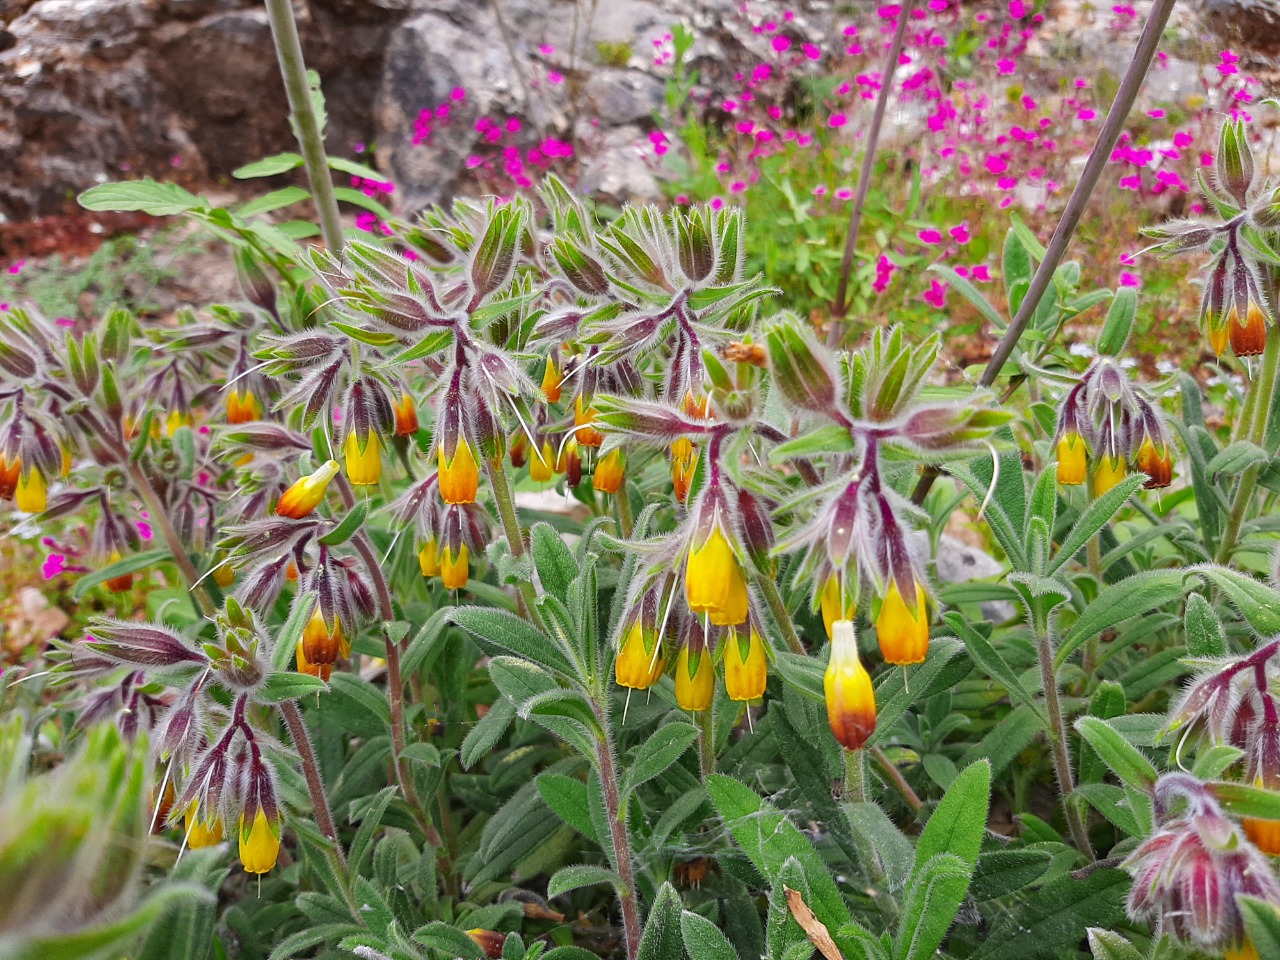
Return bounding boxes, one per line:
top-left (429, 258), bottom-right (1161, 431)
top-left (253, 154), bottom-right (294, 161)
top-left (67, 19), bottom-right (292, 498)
top-left (621, 721), bottom-right (699, 801)
top-left (636, 882), bottom-right (685, 960)
top-left (1184, 592), bottom-right (1227, 657)
top-left (1074, 716), bottom-right (1158, 792)
top-left (1096, 286), bottom-right (1137, 356)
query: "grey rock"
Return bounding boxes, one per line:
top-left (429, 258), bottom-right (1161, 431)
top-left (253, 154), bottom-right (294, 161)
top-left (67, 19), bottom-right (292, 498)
top-left (1203, 0), bottom-right (1280, 53)
top-left (576, 124), bottom-right (663, 205)
top-left (934, 534), bottom-right (1016, 624)
top-left (584, 69), bottom-right (663, 125)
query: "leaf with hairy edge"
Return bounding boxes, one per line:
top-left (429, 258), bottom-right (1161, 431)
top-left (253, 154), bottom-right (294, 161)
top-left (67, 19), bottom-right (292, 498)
top-left (1194, 565), bottom-right (1280, 634)
top-left (547, 864), bottom-right (621, 899)
top-left (680, 910), bottom-right (739, 960)
top-left (1047, 474), bottom-right (1146, 575)
top-left (621, 722), bottom-right (699, 800)
top-left (411, 922), bottom-right (485, 959)
top-left (233, 153), bottom-right (303, 178)
top-left (944, 614), bottom-right (1047, 724)
top-left (256, 673), bottom-right (328, 703)
top-left (537, 773), bottom-right (597, 843)
top-left (1056, 570), bottom-right (1188, 667)
top-left (531, 521), bottom-right (578, 602)
top-left (451, 606), bottom-right (578, 677)
top-left (1085, 929), bottom-right (1145, 960)
top-left (1240, 896), bottom-right (1280, 958)
top-left (972, 869), bottom-right (1129, 960)
top-left (869, 638), bottom-right (966, 746)
top-left (78, 180), bottom-right (206, 216)
top-left (1074, 717), bottom-right (1158, 792)
top-left (895, 853), bottom-right (972, 960)
top-left (460, 697), bottom-right (516, 770)
top-left (1210, 781), bottom-right (1280, 820)
top-left (636, 882), bottom-right (686, 960)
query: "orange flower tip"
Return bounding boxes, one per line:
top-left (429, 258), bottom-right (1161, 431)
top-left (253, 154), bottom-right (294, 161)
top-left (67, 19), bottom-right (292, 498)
top-left (393, 393), bottom-right (419, 436)
top-left (875, 580), bottom-right (929, 667)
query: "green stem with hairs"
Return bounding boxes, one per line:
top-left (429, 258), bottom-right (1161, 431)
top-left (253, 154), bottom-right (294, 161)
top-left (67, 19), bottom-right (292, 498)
top-left (485, 457), bottom-right (545, 627)
top-left (592, 701), bottom-right (642, 960)
top-left (614, 483), bottom-right (634, 540)
top-left (1216, 330), bottom-right (1280, 565)
top-left (756, 574), bottom-right (805, 655)
top-left (844, 747), bottom-right (867, 803)
top-left (1035, 613), bottom-right (1094, 859)
top-left (263, 0), bottom-right (344, 254)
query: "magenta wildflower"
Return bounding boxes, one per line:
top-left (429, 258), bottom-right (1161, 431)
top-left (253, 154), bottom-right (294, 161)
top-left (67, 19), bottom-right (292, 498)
top-left (42, 553), bottom-right (66, 580)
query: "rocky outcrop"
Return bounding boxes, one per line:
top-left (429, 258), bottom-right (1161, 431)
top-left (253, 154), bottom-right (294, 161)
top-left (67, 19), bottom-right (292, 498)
top-left (0, 0), bottom-right (759, 221)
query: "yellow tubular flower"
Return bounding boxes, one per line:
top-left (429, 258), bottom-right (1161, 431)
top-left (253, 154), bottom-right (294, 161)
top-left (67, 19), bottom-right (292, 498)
top-left (302, 609), bottom-right (344, 667)
top-left (239, 809), bottom-right (281, 874)
top-left (876, 580), bottom-right (930, 667)
top-left (393, 392), bottom-right (419, 436)
top-left (275, 460), bottom-right (340, 519)
top-left (60, 445), bottom-right (72, 478)
top-left (674, 643), bottom-right (714, 711)
top-left (438, 441), bottom-right (479, 504)
top-left (1056, 431), bottom-right (1087, 486)
top-left (0, 453), bottom-right (19, 499)
top-left (15, 466), bottom-right (46, 513)
top-left (1135, 437), bottom-right (1173, 489)
top-left (166, 409), bottom-right (192, 437)
top-left (440, 544), bottom-right (469, 590)
top-left (226, 389), bottom-right (261, 425)
top-left (824, 620), bottom-right (877, 751)
top-left (724, 627), bottom-right (767, 702)
top-left (1208, 314), bottom-right (1231, 357)
top-left (615, 620), bottom-right (664, 690)
top-left (1092, 454), bottom-right (1127, 497)
top-left (105, 549), bottom-right (134, 593)
top-left (184, 805), bottom-right (224, 848)
top-left (821, 574), bottom-right (855, 642)
top-left (686, 527), bottom-right (747, 623)
top-left (345, 431), bottom-right (382, 485)
top-left (593, 448), bottom-right (625, 495)
top-left (529, 441), bottom-right (555, 483)
top-left (540, 357), bottom-right (562, 403)
top-left (296, 638), bottom-right (331, 682)
top-left (418, 540), bottom-right (441, 577)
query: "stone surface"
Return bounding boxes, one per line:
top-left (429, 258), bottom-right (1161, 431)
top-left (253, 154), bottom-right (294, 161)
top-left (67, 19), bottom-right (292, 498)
top-left (1202, 0), bottom-right (1280, 53)
top-left (934, 534), bottom-right (1016, 624)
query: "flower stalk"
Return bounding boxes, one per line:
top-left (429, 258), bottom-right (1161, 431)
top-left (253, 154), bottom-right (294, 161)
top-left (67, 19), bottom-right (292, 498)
top-left (1036, 617), bottom-right (1094, 859)
top-left (592, 702), bottom-right (642, 960)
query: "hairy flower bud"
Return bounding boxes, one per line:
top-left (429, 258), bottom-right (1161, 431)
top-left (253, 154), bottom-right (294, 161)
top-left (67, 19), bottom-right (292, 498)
top-left (239, 809), bottom-right (281, 874)
top-left (344, 431), bottom-right (382, 486)
top-left (593, 447), bottom-right (625, 495)
top-left (876, 580), bottom-right (930, 666)
top-left (615, 618), bottom-right (664, 690)
top-left (275, 460), bottom-right (340, 519)
top-left (674, 628), bottom-right (714, 711)
top-left (825, 620), bottom-right (877, 751)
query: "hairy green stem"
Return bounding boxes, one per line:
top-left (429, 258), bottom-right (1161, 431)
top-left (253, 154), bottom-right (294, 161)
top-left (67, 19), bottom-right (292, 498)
top-left (844, 748), bottom-right (867, 803)
top-left (1035, 618), bottom-right (1093, 859)
top-left (263, 0), bottom-right (344, 254)
top-left (124, 461), bottom-right (217, 619)
top-left (1082, 534), bottom-right (1104, 677)
top-left (829, 0), bottom-right (917, 341)
top-left (614, 484), bottom-right (634, 540)
top-left (485, 457), bottom-right (545, 626)
top-left (756, 574), bottom-right (805, 655)
top-left (593, 704), bottom-right (642, 960)
top-left (1216, 330), bottom-right (1280, 564)
top-left (870, 746), bottom-right (923, 813)
top-left (280, 700), bottom-right (350, 875)
top-left (698, 700), bottom-right (716, 781)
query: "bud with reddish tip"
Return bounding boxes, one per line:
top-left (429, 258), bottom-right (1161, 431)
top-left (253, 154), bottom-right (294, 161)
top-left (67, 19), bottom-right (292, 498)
top-left (393, 392), bottom-right (419, 436)
top-left (574, 395), bottom-right (604, 447)
top-left (466, 929), bottom-right (506, 959)
top-left (275, 460), bottom-right (340, 519)
top-left (593, 447), bottom-right (625, 495)
top-left (824, 620), bottom-right (876, 751)
top-left (876, 579), bottom-right (930, 666)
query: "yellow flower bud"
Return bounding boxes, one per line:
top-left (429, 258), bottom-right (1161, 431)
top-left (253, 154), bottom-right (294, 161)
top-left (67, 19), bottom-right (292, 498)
top-left (615, 620), bottom-right (664, 690)
top-left (723, 627), bottom-right (766, 702)
top-left (393, 392), bottom-right (419, 436)
top-left (1226, 939), bottom-right (1261, 960)
top-left (418, 540), bottom-right (441, 577)
top-left (15, 465), bottom-right (46, 513)
top-left (1092, 454), bottom-right (1126, 497)
top-left (438, 440), bottom-right (479, 504)
top-left (875, 580), bottom-right (929, 667)
top-left (345, 431), bottom-right (382, 486)
top-left (213, 558), bottom-right (236, 588)
top-left (0, 453), bottom-right (19, 499)
top-left (275, 460), bottom-right (340, 519)
top-left (821, 573), bottom-right (855, 642)
top-left (238, 809), bottom-right (281, 874)
top-left (529, 441), bottom-right (556, 483)
top-left (686, 527), bottom-right (748, 626)
top-left (296, 638), bottom-right (331, 682)
top-left (540, 356), bottom-right (563, 403)
top-left (1135, 437), bottom-right (1173, 489)
top-left (593, 448), bottom-right (625, 495)
top-left (302, 608), bottom-right (346, 666)
top-left (674, 642), bottom-right (714, 711)
top-left (1208, 312), bottom-right (1231, 357)
top-left (441, 543), bottom-right (469, 590)
top-left (226, 389), bottom-right (262, 425)
top-left (1056, 431), bottom-right (1087, 486)
top-left (574, 395), bottom-right (604, 447)
top-left (166, 409), bottom-right (192, 437)
top-left (824, 620), bottom-right (876, 751)
top-left (184, 804), bottom-right (224, 848)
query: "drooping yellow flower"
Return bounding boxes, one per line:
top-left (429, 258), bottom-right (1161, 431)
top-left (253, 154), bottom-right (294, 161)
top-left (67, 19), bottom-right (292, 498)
top-left (1135, 437), bottom-right (1173, 489)
top-left (1056, 431), bottom-right (1087, 486)
top-left (1226, 938), bottom-right (1261, 960)
top-left (821, 573), bottom-right (855, 642)
top-left (226, 389), bottom-right (262, 425)
top-left (418, 540), bottom-right (441, 577)
top-left (824, 620), bottom-right (876, 751)
top-left (1208, 310), bottom-right (1231, 357)
top-left (275, 460), bottom-right (340, 519)
top-left (541, 356), bottom-right (563, 403)
top-left (393, 392), bottom-right (419, 436)
top-left (438, 440), bottom-right (479, 504)
top-left (104, 549), bottom-right (134, 593)
top-left (593, 448), bottom-right (625, 495)
top-left (1092, 453), bottom-right (1127, 497)
top-left (875, 580), bottom-right (930, 667)
top-left (529, 441), bottom-right (556, 483)
top-left (686, 527), bottom-right (748, 626)
top-left (15, 465), bottom-right (46, 513)
top-left (574, 395), bottom-right (604, 447)
top-left (671, 438), bottom-right (697, 504)
top-left (615, 620), bottom-right (664, 690)
top-left (1231, 302), bottom-right (1268, 358)
top-left (674, 642), bottom-right (714, 711)
top-left (238, 809), bottom-right (281, 874)
top-left (213, 556), bottom-right (236, 588)
top-left (184, 805), bottom-right (224, 848)
top-left (296, 638), bottom-right (331, 682)
top-left (0, 453), bottom-right (19, 499)
top-left (60, 444), bottom-right (72, 478)
top-left (440, 543), bottom-right (469, 590)
top-left (165, 409), bottom-right (192, 437)
top-left (302, 608), bottom-right (347, 667)
top-left (723, 626), bottom-right (766, 702)
top-left (345, 431), bottom-right (382, 486)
